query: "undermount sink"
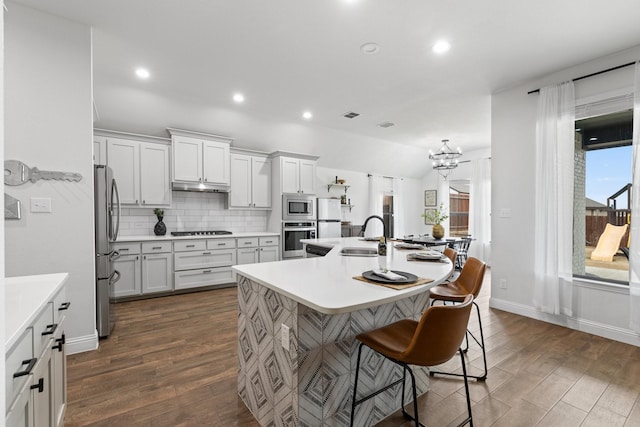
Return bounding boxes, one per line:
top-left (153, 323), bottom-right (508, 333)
top-left (339, 247), bottom-right (378, 257)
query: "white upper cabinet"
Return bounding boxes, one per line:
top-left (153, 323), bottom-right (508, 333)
top-left (170, 129), bottom-right (231, 186)
top-left (106, 136), bottom-right (171, 207)
top-left (230, 152), bottom-right (271, 209)
top-left (278, 156), bottom-right (317, 195)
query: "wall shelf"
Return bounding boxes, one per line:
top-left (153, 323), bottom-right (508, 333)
top-left (327, 183), bottom-right (350, 193)
top-left (341, 204), bottom-right (354, 212)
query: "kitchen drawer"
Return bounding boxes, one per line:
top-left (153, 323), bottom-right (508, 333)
top-left (259, 236), bottom-right (278, 247)
top-left (33, 302), bottom-right (55, 359)
top-left (174, 267), bottom-right (235, 290)
top-left (113, 242), bottom-right (141, 255)
top-left (174, 249), bottom-right (237, 271)
top-left (207, 238), bottom-right (236, 250)
top-left (5, 328), bottom-right (34, 410)
top-left (53, 286), bottom-right (70, 324)
top-left (237, 237), bottom-right (259, 248)
top-left (142, 241), bottom-right (172, 253)
top-left (174, 240), bottom-right (206, 252)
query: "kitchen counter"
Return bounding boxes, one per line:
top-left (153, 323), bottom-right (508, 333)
top-left (233, 236), bottom-right (452, 314)
top-left (115, 231), bottom-right (279, 242)
top-left (5, 273), bottom-right (69, 351)
top-left (234, 237), bottom-right (452, 426)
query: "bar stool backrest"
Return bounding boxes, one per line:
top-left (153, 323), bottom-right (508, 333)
top-left (443, 247), bottom-right (457, 265)
top-left (454, 257), bottom-right (486, 298)
top-left (402, 295), bottom-right (473, 366)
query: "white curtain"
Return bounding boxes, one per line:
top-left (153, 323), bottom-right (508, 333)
top-left (469, 158), bottom-right (491, 263)
top-left (630, 61), bottom-right (640, 332)
top-left (533, 81), bottom-right (575, 316)
top-left (392, 178), bottom-right (405, 238)
top-left (366, 174), bottom-right (384, 238)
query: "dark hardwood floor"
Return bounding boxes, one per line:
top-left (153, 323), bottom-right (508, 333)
top-left (65, 270), bottom-right (640, 426)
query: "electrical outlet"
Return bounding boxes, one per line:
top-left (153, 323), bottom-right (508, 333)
top-left (499, 279), bottom-right (507, 289)
top-left (281, 324), bottom-right (290, 350)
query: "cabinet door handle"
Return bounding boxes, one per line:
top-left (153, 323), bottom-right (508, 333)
top-left (152, 246), bottom-right (162, 250)
top-left (120, 248), bottom-right (129, 252)
top-left (143, 200), bottom-right (146, 204)
top-left (58, 302), bottom-right (71, 311)
top-left (42, 323), bottom-right (58, 336)
top-left (265, 240), bottom-right (273, 244)
top-left (143, 255), bottom-right (146, 260)
top-left (52, 334), bottom-right (66, 352)
top-left (205, 178), bottom-right (208, 182)
top-left (217, 243), bottom-right (225, 246)
top-left (202, 252), bottom-right (211, 255)
top-left (202, 270), bottom-right (212, 273)
top-left (30, 378), bottom-right (45, 393)
top-left (186, 244), bottom-right (195, 248)
top-left (244, 242), bottom-right (251, 245)
top-left (13, 358), bottom-right (37, 378)
top-left (136, 256), bottom-right (139, 260)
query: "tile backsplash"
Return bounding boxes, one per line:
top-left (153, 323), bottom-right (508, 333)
top-left (118, 192), bottom-right (268, 236)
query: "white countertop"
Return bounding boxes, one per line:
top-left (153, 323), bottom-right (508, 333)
top-left (115, 231), bottom-right (280, 242)
top-left (5, 273), bottom-right (69, 351)
top-left (233, 237), bottom-right (452, 314)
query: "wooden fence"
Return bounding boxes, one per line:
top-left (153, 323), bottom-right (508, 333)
top-left (585, 209), bottom-right (630, 248)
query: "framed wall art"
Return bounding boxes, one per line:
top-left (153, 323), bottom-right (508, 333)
top-left (424, 190), bottom-right (437, 207)
top-left (423, 208), bottom-right (436, 225)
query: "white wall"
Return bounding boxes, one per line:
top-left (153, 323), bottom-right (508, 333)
top-left (0, 3), bottom-right (5, 416)
top-left (315, 166), bottom-right (424, 237)
top-left (491, 45), bottom-right (640, 346)
top-left (5, 4), bottom-right (95, 353)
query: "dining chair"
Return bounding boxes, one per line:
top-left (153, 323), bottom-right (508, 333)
top-left (443, 247), bottom-right (458, 280)
top-left (454, 236), bottom-right (472, 269)
top-left (350, 295), bottom-right (474, 427)
top-left (429, 257), bottom-right (487, 381)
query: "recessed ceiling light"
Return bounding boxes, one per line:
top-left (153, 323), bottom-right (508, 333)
top-left (233, 93), bottom-right (245, 103)
top-left (589, 137), bottom-right (598, 141)
top-left (360, 42), bottom-right (380, 55)
top-left (302, 111), bottom-right (313, 120)
top-left (135, 68), bottom-right (150, 79)
top-left (432, 40), bottom-right (451, 54)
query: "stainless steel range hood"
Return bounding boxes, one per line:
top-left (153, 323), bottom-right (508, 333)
top-left (172, 182), bottom-right (230, 192)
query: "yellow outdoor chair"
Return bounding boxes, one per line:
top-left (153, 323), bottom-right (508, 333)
top-left (590, 223), bottom-right (628, 262)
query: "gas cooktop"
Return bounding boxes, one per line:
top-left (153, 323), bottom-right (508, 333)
top-left (170, 230), bottom-right (233, 236)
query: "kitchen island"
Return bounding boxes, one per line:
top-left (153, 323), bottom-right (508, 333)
top-left (233, 237), bottom-right (452, 427)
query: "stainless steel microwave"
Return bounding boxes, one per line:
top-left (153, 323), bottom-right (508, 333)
top-left (282, 194), bottom-right (315, 220)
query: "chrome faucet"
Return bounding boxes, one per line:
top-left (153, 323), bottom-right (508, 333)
top-left (361, 215), bottom-right (388, 240)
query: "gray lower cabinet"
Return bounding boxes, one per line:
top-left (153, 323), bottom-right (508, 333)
top-left (113, 242), bottom-right (173, 297)
top-left (6, 284), bottom-right (69, 427)
top-left (174, 239), bottom-right (237, 290)
top-left (236, 236), bottom-right (280, 264)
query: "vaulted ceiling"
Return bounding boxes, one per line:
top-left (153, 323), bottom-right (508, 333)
top-left (10, 0), bottom-right (640, 177)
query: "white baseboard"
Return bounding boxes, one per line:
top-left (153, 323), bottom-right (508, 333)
top-left (66, 330), bottom-right (99, 355)
top-left (490, 297), bottom-right (640, 347)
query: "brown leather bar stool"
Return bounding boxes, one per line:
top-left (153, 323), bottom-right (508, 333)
top-left (350, 295), bottom-right (474, 427)
top-left (429, 257), bottom-right (487, 381)
top-left (443, 247), bottom-right (458, 265)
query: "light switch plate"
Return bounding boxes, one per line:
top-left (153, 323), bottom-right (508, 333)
top-left (31, 197), bottom-right (52, 213)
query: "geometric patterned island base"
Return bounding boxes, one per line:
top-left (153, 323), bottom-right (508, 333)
top-left (237, 274), bottom-right (431, 427)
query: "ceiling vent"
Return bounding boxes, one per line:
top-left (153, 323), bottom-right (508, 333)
top-left (378, 121), bottom-right (395, 128)
top-left (343, 111), bottom-right (360, 119)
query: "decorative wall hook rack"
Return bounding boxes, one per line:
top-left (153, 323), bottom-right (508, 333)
top-left (4, 160), bottom-right (82, 186)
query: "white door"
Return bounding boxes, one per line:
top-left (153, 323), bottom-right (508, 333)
top-left (281, 157), bottom-right (300, 194)
top-left (173, 136), bottom-right (202, 182)
top-left (230, 154), bottom-right (251, 208)
top-left (203, 140), bottom-right (230, 184)
top-left (107, 138), bottom-right (139, 204)
top-left (113, 255), bottom-right (141, 297)
top-left (252, 157), bottom-right (271, 208)
top-left (298, 159), bottom-right (316, 194)
top-left (139, 142), bottom-right (171, 206)
top-left (142, 253), bottom-right (173, 294)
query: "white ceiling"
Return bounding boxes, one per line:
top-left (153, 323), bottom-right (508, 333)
top-left (10, 0), bottom-right (640, 177)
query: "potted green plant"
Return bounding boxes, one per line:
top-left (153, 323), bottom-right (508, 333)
top-left (153, 208), bottom-right (166, 236)
top-left (422, 203), bottom-right (448, 239)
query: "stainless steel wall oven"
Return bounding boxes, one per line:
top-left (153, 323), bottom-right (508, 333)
top-left (282, 221), bottom-right (316, 258)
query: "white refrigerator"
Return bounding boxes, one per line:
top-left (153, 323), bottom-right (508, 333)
top-left (317, 198), bottom-right (342, 238)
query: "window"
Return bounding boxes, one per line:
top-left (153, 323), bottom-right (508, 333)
top-left (449, 180), bottom-right (470, 237)
top-left (573, 109), bottom-right (632, 284)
